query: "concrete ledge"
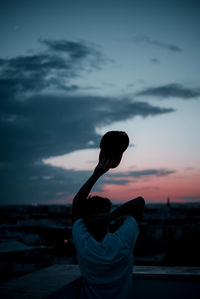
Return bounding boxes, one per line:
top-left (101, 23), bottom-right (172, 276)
top-left (46, 277), bottom-right (82, 299)
top-left (0, 264), bottom-right (200, 299)
top-left (134, 265), bottom-right (200, 280)
top-left (0, 264), bottom-right (81, 299)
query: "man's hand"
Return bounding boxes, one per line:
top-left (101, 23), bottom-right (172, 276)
top-left (93, 158), bottom-right (115, 177)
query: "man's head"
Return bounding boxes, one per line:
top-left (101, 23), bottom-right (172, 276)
top-left (84, 195), bottom-right (111, 216)
top-left (84, 196), bottom-right (112, 241)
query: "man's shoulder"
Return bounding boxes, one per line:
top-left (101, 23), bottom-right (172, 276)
top-left (73, 217), bottom-right (84, 226)
top-left (72, 218), bottom-right (85, 232)
top-left (113, 215), bottom-right (139, 248)
top-left (72, 218), bottom-right (91, 247)
top-left (118, 215), bottom-right (138, 226)
top-left (120, 215), bottom-right (139, 231)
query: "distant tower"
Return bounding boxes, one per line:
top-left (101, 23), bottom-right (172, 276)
top-left (167, 197), bottom-right (170, 208)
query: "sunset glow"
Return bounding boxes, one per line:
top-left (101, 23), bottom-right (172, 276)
top-left (1, 0), bottom-right (200, 205)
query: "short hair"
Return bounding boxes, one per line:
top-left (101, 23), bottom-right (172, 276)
top-left (84, 196), bottom-right (112, 241)
top-left (84, 196), bottom-right (111, 217)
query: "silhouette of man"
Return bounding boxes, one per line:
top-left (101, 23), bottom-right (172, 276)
top-left (72, 156), bottom-right (145, 299)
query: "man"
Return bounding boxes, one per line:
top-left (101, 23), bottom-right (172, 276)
top-left (72, 157), bottom-right (145, 299)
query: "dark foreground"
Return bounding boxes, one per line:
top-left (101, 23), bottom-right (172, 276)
top-left (0, 202), bottom-right (200, 283)
top-left (0, 264), bottom-right (199, 299)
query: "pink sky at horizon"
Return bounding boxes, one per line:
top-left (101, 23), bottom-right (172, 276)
top-left (98, 173), bottom-right (200, 204)
top-left (43, 139), bottom-right (200, 205)
top-left (49, 170), bottom-right (200, 205)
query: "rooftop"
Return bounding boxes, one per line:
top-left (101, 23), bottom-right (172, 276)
top-left (0, 264), bottom-right (199, 299)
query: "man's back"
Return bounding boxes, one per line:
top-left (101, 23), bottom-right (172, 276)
top-left (72, 138), bottom-right (145, 298)
top-left (72, 216), bottom-right (139, 299)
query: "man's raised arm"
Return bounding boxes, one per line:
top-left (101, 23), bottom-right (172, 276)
top-left (110, 196), bottom-right (145, 225)
top-left (72, 158), bottom-right (114, 223)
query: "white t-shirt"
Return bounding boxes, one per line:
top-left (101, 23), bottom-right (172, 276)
top-left (72, 216), bottom-right (139, 299)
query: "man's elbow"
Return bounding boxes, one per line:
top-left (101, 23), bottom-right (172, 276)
top-left (132, 196), bottom-right (145, 224)
top-left (139, 196), bottom-right (145, 207)
top-left (134, 196), bottom-right (145, 208)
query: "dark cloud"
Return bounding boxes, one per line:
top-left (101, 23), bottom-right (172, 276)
top-left (105, 168), bottom-right (175, 185)
top-left (150, 58), bottom-right (159, 64)
top-left (0, 39), bottom-right (102, 97)
top-left (0, 93), bottom-right (175, 167)
top-left (133, 34), bottom-right (182, 53)
top-left (0, 39), bottom-right (175, 204)
top-left (1, 163), bottom-right (94, 204)
top-left (125, 169), bottom-right (175, 177)
top-left (40, 39), bottom-right (98, 60)
top-left (136, 84), bottom-right (200, 99)
top-left (103, 179), bottom-right (130, 186)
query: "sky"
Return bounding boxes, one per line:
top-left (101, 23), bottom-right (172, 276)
top-left (0, 0), bottom-right (200, 205)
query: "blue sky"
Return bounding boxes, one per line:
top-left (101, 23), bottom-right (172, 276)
top-left (0, 0), bottom-right (200, 204)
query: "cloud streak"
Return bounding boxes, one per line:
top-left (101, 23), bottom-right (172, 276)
top-left (104, 168), bottom-right (175, 185)
top-left (133, 34), bottom-right (182, 52)
top-left (136, 83), bottom-right (200, 99)
top-left (0, 39), bottom-right (103, 96)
